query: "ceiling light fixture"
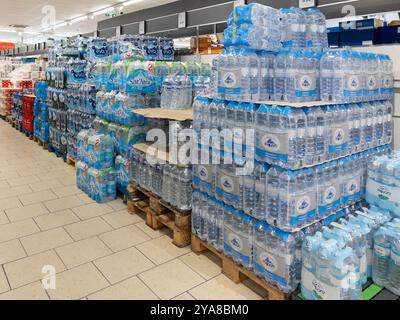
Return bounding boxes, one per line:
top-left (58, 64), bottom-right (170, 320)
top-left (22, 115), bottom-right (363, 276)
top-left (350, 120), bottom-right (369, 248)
top-left (41, 26), bottom-right (54, 32)
top-left (53, 22), bottom-right (67, 29)
top-left (70, 15), bottom-right (88, 25)
top-left (123, 0), bottom-right (143, 6)
top-left (93, 6), bottom-right (115, 16)
top-left (0, 29), bottom-right (17, 33)
top-left (318, 0), bottom-right (359, 8)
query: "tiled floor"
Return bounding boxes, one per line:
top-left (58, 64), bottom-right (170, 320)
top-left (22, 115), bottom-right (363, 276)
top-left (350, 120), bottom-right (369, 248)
top-left (0, 121), bottom-right (262, 300)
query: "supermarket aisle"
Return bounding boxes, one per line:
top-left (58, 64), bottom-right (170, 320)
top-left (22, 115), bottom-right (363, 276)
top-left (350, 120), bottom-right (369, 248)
top-left (0, 121), bottom-right (262, 300)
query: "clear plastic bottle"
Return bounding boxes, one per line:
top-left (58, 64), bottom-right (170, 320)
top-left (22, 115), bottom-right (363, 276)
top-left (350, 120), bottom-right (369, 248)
top-left (305, 8), bottom-right (328, 51)
top-left (253, 221), bottom-right (303, 293)
top-left (223, 207), bottom-right (254, 270)
top-left (258, 51), bottom-right (275, 101)
top-left (373, 226), bottom-right (393, 287)
top-left (176, 166), bottom-right (193, 211)
top-left (304, 107), bottom-right (326, 165)
top-left (216, 164), bottom-right (243, 210)
top-left (280, 7), bottom-right (306, 50)
top-left (273, 51), bottom-right (288, 101)
top-left (379, 54), bottom-right (394, 100)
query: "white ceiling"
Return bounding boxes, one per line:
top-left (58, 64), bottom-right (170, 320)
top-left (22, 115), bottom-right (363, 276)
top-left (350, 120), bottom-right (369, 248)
top-left (0, 0), bottom-right (177, 44)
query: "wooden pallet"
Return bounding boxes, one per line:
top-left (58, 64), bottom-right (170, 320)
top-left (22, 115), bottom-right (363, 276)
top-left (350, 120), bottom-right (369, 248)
top-left (33, 136), bottom-right (49, 150)
top-left (127, 183), bottom-right (191, 247)
top-left (5, 116), bottom-right (13, 125)
top-left (66, 154), bottom-right (76, 167)
top-left (191, 235), bottom-right (291, 300)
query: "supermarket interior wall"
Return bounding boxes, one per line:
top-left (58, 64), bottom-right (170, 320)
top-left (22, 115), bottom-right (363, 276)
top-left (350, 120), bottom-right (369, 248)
top-left (97, 0), bottom-right (400, 39)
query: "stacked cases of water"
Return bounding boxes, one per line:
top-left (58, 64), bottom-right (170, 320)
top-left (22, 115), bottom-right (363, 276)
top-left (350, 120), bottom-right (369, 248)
top-left (108, 35), bottom-right (174, 62)
top-left (216, 4), bottom-right (393, 104)
top-left (372, 219), bottom-right (400, 295)
top-left (46, 39), bottom-right (69, 156)
top-left (192, 2), bottom-right (395, 297)
top-left (33, 81), bottom-right (49, 143)
top-left (367, 151), bottom-right (400, 218)
top-left (129, 119), bottom-right (193, 212)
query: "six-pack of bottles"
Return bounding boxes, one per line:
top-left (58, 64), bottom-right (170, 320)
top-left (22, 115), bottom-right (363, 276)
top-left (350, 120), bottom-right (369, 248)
top-left (301, 206), bottom-right (400, 300)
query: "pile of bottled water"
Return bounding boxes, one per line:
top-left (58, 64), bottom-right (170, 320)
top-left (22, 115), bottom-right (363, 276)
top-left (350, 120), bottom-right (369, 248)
top-left (45, 66), bottom-right (67, 89)
top-left (194, 145), bottom-right (389, 232)
top-left (108, 35), bottom-right (174, 62)
top-left (224, 3), bottom-right (282, 51)
top-left (48, 87), bottom-right (67, 110)
top-left (215, 4), bottom-right (393, 104)
top-left (192, 188), bottom-right (333, 293)
top-left (33, 83), bottom-right (49, 143)
top-left (216, 49), bottom-right (394, 103)
top-left (132, 150), bottom-right (164, 197)
top-left (162, 164), bottom-right (193, 211)
top-left (115, 155), bottom-right (133, 190)
top-left (255, 101), bottom-right (393, 169)
top-left (77, 130), bottom-right (114, 170)
top-left (366, 151), bottom-right (400, 218)
top-left (35, 81), bottom-right (48, 101)
top-left (66, 83), bottom-right (97, 114)
top-left (131, 149), bottom-right (193, 211)
top-left (49, 127), bottom-right (68, 155)
top-left (280, 7), bottom-right (328, 51)
top-left (373, 219), bottom-right (400, 295)
top-left (161, 75), bottom-right (193, 109)
top-left (34, 118), bottom-right (49, 143)
top-left (301, 206), bottom-right (397, 300)
top-left (76, 161), bottom-right (116, 203)
top-left (66, 110), bottom-right (96, 159)
top-left (108, 122), bottom-right (147, 158)
top-left (95, 91), bottom-right (150, 126)
top-left (193, 97), bottom-right (393, 170)
top-left (320, 51), bottom-right (394, 103)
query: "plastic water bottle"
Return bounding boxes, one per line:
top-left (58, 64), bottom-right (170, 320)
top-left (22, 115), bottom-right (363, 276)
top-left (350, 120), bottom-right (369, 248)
top-left (258, 51), bottom-right (274, 101)
top-left (305, 8), bottom-right (328, 51)
top-left (373, 226), bottom-right (393, 287)
top-left (304, 107), bottom-right (326, 165)
top-left (364, 53), bottom-right (380, 100)
top-left (388, 235), bottom-right (400, 295)
top-left (223, 207), bottom-right (254, 270)
top-left (253, 221), bottom-right (303, 293)
top-left (115, 155), bottom-right (132, 189)
top-left (255, 105), bottom-right (306, 169)
top-left (316, 161), bottom-right (341, 219)
top-left (379, 54), bottom-right (394, 100)
top-left (280, 7), bottom-right (306, 50)
top-left (315, 239), bottom-right (338, 294)
top-left (206, 198), bottom-right (224, 251)
top-left (273, 51), bottom-right (287, 101)
top-left (348, 104), bottom-right (361, 154)
top-left (176, 166), bottom-right (192, 211)
top-left (320, 51), bottom-right (342, 101)
top-left (285, 51), bottom-right (319, 102)
top-left (383, 100), bottom-right (393, 144)
top-left (216, 164), bottom-right (243, 210)
top-left (159, 37), bottom-right (174, 61)
top-left (225, 25), bottom-right (281, 51)
top-left (323, 104), bottom-right (349, 160)
top-left (250, 162), bottom-right (267, 221)
top-left (228, 3), bottom-right (279, 27)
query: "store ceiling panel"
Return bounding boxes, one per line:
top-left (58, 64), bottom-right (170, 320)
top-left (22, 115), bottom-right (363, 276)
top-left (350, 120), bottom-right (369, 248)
top-left (0, 0), bottom-right (176, 43)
